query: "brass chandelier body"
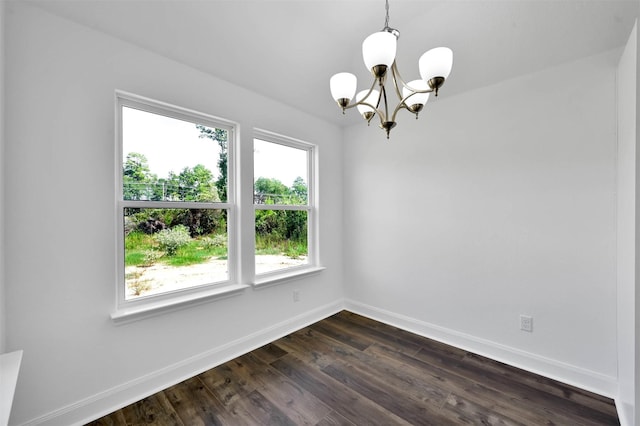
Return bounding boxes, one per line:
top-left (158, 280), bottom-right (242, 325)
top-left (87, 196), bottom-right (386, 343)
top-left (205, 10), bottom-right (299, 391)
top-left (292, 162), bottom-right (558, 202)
top-left (330, 0), bottom-right (453, 138)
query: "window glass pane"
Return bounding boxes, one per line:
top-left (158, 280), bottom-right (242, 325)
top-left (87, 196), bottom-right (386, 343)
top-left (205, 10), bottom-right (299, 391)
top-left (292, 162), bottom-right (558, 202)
top-left (255, 210), bottom-right (308, 274)
top-left (254, 139), bottom-right (307, 205)
top-left (124, 207), bottom-right (228, 299)
top-left (123, 107), bottom-right (228, 202)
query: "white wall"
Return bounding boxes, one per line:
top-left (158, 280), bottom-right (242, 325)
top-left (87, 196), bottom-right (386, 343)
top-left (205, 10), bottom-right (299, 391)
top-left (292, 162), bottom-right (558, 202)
top-left (3, 3), bottom-right (343, 425)
top-left (0, 0), bottom-right (6, 355)
top-left (344, 50), bottom-right (619, 395)
top-left (636, 15), bottom-right (640, 425)
top-left (616, 21), bottom-right (637, 426)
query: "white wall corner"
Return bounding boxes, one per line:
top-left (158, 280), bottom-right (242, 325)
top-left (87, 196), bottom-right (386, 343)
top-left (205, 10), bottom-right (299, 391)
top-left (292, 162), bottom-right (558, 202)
top-left (616, 18), bottom-right (638, 426)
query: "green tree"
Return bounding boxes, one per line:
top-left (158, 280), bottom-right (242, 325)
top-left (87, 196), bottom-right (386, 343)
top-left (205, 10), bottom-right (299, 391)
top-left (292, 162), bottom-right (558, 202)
top-left (167, 164), bottom-right (221, 236)
top-left (150, 177), bottom-right (168, 201)
top-left (196, 125), bottom-right (228, 202)
top-left (254, 177), bottom-right (307, 257)
top-left (195, 125), bottom-right (228, 237)
top-left (254, 177), bottom-right (290, 204)
top-left (176, 164), bottom-right (219, 202)
top-left (291, 176), bottom-right (308, 204)
top-left (123, 152), bottom-right (157, 200)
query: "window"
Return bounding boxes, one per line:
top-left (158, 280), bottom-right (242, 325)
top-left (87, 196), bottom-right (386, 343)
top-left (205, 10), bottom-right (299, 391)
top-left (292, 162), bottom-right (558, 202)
top-left (115, 93), bottom-right (237, 314)
top-left (254, 130), bottom-right (317, 278)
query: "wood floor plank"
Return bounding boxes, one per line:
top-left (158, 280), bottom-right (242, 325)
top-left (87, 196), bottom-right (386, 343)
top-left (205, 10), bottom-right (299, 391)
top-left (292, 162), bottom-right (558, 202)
top-left (327, 312), bottom-right (428, 355)
top-left (321, 361), bottom-right (461, 425)
top-left (442, 393), bottom-right (526, 426)
top-left (306, 317), bottom-right (375, 351)
top-left (85, 410), bottom-right (128, 426)
top-left (412, 345), bottom-right (619, 425)
top-left (273, 328), bottom-right (341, 370)
top-left (271, 353), bottom-right (413, 426)
top-left (315, 411), bottom-right (356, 426)
top-left (86, 310), bottom-right (620, 426)
top-left (365, 342), bottom-right (608, 426)
top-left (462, 351), bottom-right (619, 418)
top-left (286, 324), bottom-right (452, 409)
top-left (163, 377), bottom-right (231, 425)
top-left (251, 342), bottom-right (288, 364)
top-left (119, 392), bottom-right (184, 425)
top-left (198, 359), bottom-right (255, 407)
top-left (230, 389), bottom-right (297, 426)
top-left (234, 352), bottom-right (332, 425)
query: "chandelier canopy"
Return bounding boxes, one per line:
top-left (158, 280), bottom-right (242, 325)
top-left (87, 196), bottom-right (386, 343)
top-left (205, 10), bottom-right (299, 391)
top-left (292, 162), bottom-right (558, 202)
top-left (330, 0), bottom-right (453, 138)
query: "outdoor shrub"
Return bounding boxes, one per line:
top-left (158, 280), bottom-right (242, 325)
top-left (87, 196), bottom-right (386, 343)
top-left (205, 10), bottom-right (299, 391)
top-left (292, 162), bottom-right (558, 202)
top-left (141, 250), bottom-right (162, 267)
top-left (201, 234), bottom-right (227, 249)
top-left (138, 218), bottom-right (166, 234)
top-left (155, 225), bottom-right (191, 255)
top-left (173, 209), bottom-right (224, 236)
top-left (124, 216), bottom-right (137, 236)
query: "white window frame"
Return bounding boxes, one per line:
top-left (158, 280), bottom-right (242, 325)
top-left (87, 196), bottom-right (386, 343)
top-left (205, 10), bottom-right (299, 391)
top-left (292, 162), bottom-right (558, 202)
top-left (253, 129), bottom-right (323, 286)
top-left (112, 92), bottom-right (245, 323)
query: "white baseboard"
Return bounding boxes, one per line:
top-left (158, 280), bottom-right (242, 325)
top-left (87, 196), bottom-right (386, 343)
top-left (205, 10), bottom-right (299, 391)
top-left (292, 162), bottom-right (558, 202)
top-left (20, 300), bottom-right (343, 426)
top-left (20, 299), bottom-right (620, 425)
top-left (344, 299), bottom-right (618, 399)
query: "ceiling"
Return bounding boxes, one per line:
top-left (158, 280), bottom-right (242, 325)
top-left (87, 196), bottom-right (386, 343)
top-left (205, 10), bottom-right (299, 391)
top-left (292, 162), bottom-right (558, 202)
top-left (24, 0), bottom-right (639, 127)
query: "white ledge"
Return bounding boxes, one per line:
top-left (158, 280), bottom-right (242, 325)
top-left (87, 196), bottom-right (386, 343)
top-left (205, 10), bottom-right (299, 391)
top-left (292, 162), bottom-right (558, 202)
top-left (253, 266), bottom-right (326, 288)
top-left (111, 284), bottom-right (249, 324)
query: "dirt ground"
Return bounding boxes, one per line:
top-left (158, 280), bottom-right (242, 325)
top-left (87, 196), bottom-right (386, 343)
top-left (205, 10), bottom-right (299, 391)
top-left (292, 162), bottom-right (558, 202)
top-left (126, 255), bottom-right (307, 298)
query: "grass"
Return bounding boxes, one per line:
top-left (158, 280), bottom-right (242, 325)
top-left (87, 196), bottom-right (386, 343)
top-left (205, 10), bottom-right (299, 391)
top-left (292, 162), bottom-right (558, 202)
top-left (125, 229), bottom-right (307, 268)
top-left (125, 231), bottom-right (227, 267)
top-left (165, 241), bottom-right (225, 266)
top-left (256, 235), bottom-right (307, 259)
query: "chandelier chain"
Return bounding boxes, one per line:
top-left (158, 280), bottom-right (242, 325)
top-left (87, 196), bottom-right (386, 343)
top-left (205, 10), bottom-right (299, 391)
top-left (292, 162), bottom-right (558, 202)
top-left (384, 0), bottom-right (390, 29)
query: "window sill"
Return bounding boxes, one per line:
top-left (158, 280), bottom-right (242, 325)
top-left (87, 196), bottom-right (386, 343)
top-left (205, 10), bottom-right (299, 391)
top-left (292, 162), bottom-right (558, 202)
top-left (111, 283), bottom-right (249, 325)
top-left (253, 266), bottom-right (325, 288)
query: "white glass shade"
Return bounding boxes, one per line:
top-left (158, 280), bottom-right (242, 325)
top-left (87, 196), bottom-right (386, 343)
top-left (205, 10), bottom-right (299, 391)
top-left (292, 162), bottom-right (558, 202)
top-left (362, 31), bottom-right (397, 72)
top-left (419, 47), bottom-right (453, 81)
top-left (355, 89), bottom-right (380, 115)
top-left (330, 72), bottom-right (357, 102)
top-left (402, 80), bottom-right (430, 106)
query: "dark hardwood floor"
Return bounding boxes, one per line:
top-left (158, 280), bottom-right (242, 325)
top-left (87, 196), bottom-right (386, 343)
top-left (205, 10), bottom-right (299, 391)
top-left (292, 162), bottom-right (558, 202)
top-left (88, 311), bottom-right (619, 425)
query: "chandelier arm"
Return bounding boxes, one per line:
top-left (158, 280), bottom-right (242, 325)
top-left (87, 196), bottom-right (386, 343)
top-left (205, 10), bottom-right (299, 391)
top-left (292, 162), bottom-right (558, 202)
top-left (381, 83), bottom-right (391, 122)
top-left (340, 77), bottom-right (381, 112)
top-left (361, 101), bottom-right (387, 123)
top-left (356, 78), bottom-right (388, 120)
top-left (374, 85), bottom-right (387, 121)
top-left (390, 62), bottom-right (405, 101)
top-left (390, 62), bottom-right (434, 122)
top-left (390, 99), bottom-right (409, 123)
top-left (391, 61), bottom-right (435, 95)
top-left (392, 90), bottom-right (432, 122)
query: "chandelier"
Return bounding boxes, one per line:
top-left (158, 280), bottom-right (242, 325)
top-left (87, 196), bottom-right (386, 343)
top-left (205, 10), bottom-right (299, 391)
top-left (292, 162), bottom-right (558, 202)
top-left (329, 0), bottom-right (453, 138)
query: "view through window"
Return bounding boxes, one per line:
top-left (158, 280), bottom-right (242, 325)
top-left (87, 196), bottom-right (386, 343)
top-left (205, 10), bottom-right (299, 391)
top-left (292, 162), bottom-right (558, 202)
top-left (254, 137), bottom-right (311, 275)
top-left (120, 104), bottom-right (231, 300)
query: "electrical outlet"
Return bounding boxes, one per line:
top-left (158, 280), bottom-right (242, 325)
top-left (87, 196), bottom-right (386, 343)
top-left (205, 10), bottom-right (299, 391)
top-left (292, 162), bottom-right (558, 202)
top-left (520, 315), bottom-right (533, 332)
top-left (293, 289), bottom-right (300, 302)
